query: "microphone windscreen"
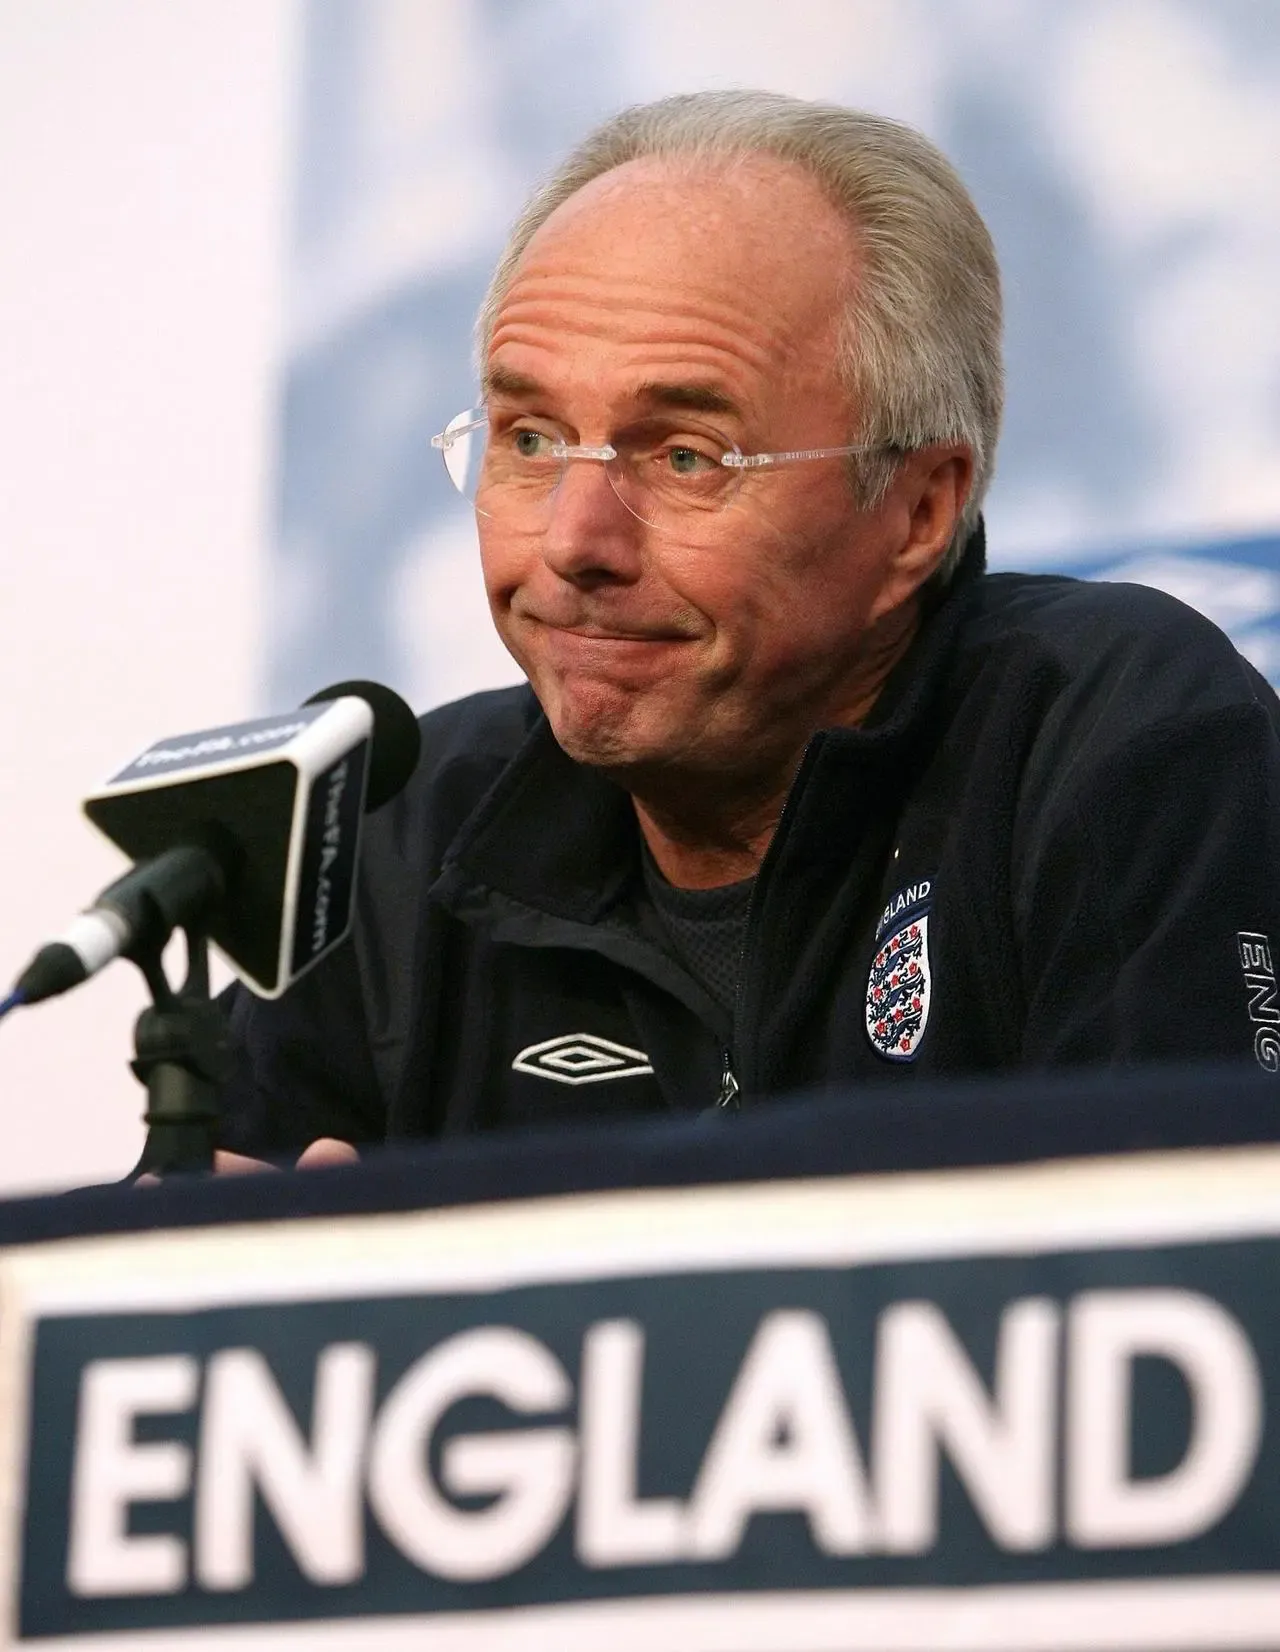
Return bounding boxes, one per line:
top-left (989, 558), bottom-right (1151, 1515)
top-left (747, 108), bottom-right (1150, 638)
top-left (304, 680), bottom-right (421, 810)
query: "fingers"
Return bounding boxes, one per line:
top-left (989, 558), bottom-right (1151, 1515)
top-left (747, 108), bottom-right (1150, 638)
top-left (213, 1149), bottom-right (277, 1174)
top-left (295, 1137), bottom-right (360, 1169)
top-left (217, 1142), bottom-right (358, 1172)
top-left (135, 1151), bottom-right (272, 1183)
top-left (135, 1140), bottom-right (359, 1182)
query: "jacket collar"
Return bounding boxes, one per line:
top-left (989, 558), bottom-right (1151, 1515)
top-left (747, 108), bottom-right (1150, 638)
top-left (437, 520), bottom-right (988, 924)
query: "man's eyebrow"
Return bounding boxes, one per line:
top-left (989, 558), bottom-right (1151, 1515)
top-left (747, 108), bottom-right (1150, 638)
top-left (481, 369), bottom-right (742, 420)
top-left (483, 366), bottom-right (543, 399)
top-left (635, 382), bottom-right (742, 418)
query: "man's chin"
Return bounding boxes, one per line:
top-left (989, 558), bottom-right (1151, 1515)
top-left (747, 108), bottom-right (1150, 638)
top-left (544, 702), bottom-right (680, 779)
top-left (549, 720), bottom-right (653, 774)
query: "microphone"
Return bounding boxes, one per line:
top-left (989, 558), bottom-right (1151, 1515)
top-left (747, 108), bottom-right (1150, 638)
top-left (10, 681), bottom-right (420, 1007)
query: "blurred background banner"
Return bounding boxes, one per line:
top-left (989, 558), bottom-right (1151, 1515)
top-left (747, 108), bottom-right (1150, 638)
top-left (274, 0), bottom-right (1280, 709)
top-left (1, 0), bottom-right (1277, 1192)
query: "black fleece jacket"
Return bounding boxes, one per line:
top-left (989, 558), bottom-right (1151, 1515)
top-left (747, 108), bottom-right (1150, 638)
top-left (218, 531), bottom-right (1280, 1155)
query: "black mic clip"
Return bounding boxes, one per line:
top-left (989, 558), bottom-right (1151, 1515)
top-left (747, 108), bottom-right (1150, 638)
top-left (131, 952), bottom-right (233, 1178)
top-left (103, 840), bottom-right (233, 1178)
top-left (128, 890), bottom-right (233, 1180)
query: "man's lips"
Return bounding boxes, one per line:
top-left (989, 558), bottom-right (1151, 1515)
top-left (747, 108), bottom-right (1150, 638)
top-left (518, 616), bottom-right (697, 674)
top-left (518, 614), bottom-right (696, 645)
top-left (549, 627), bottom-right (690, 643)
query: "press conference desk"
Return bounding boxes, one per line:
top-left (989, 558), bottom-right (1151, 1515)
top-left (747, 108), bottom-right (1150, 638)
top-left (1, 1065), bottom-right (1278, 1650)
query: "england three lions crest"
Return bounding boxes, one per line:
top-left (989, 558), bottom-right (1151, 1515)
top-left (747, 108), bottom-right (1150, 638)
top-left (866, 881), bottom-right (933, 1061)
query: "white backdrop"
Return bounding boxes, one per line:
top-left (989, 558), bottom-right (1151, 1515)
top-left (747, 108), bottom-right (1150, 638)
top-left (0, 0), bottom-right (296, 1190)
top-left (0, 0), bottom-right (1277, 1193)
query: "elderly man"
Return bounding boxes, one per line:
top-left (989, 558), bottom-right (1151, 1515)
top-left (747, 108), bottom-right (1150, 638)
top-left (218, 90), bottom-right (1280, 1162)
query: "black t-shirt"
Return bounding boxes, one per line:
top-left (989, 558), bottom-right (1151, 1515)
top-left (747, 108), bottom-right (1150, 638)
top-left (640, 845), bottom-right (754, 1019)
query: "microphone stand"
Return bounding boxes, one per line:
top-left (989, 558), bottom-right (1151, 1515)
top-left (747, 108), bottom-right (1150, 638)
top-left (130, 923), bottom-right (231, 1176)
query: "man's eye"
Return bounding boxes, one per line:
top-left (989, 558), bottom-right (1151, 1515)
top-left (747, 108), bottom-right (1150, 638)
top-left (665, 444), bottom-right (716, 475)
top-left (512, 428), bottom-right (555, 458)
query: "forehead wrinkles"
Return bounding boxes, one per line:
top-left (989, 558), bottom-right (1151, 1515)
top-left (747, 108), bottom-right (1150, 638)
top-left (489, 274), bottom-right (793, 381)
top-left (487, 157), bottom-right (858, 415)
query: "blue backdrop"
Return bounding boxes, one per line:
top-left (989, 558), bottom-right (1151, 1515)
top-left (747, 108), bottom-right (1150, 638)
top-left (270, 0), bottom-right (1280, 709)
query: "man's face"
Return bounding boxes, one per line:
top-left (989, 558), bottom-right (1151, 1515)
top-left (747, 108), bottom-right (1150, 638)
top-left (479, 155), bottom-right (921, 789)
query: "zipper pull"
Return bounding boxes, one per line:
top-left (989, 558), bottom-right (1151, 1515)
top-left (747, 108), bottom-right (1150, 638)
top-left (716, 1051), bottom-right (740, 1111)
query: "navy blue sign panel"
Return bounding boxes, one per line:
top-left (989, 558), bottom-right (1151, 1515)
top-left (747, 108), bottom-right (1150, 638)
top-left (15, 1229), bottom-right (1280, 1640)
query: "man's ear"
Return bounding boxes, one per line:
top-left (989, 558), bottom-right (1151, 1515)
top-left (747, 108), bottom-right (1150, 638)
top-left (867, 446), bottom-right (973, 623)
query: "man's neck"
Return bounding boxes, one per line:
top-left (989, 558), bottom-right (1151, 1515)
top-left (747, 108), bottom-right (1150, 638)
top-left (634, 792), bottom-right (783, 890)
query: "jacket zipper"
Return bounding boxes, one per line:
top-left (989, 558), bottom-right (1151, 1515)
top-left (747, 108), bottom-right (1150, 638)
top-left (715, 1049), bottom-right (740, 1110)
top-left (716, 735), bottom-right (827, 1110)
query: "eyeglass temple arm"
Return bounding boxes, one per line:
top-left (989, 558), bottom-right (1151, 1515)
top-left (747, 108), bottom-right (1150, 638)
top-left (722, 442), bottom-right (887, 470)
top-left (431, 416), bottom-right (489, 451)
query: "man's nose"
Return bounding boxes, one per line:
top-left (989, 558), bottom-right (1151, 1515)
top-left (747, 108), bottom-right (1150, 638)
top-left (540, 458), bottom-right (645, 586)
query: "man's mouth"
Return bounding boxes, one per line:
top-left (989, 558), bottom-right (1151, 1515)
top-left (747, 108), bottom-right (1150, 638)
top-left (524, 619), bottom-right (696, 676)
top-left (521, 612), bottom-right (695, 645)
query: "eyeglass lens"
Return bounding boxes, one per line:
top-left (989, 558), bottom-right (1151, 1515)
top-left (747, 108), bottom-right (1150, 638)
top-left (439, 409), bottom-right (742, 530)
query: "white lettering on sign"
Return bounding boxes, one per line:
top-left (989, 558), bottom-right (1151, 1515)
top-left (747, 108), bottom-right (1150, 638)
top-left (195, 1342), bottom-right (375, 1589)
top-left (872, 1297), bottom-right (1059, 1552)
top-left (576, 1319), bottom-right (687, 1564)
top-left (66, 1355), bottom-right (198, 1596)
top-left (686, 1310), bottom-right (875, 1559)
top-left (366, 1326), bottom-right (576, 1582)
top-left (60, 1288), bottom-right (1265, 1598)
top-left (1066, 1290), bottom-right (1262, 1547)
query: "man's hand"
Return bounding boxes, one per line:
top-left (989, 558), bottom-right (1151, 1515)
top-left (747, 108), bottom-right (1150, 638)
top-left (137, 1138), bottom-right (360, 1184)
top-left (213, 1138), bottom-right (361, 1173)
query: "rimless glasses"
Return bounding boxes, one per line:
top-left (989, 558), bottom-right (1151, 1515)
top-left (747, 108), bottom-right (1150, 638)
top-left (431, 406), bottom-right (899, 533)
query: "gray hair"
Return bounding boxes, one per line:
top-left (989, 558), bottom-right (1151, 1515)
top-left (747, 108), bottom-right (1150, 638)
top-left (476, 90), bottom-right (1003, 581)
